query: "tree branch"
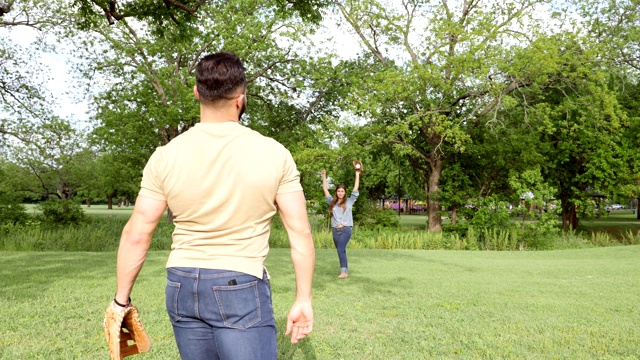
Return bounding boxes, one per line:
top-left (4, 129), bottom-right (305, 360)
top-left (263, 75), bottom-right (297, 91)
top-left (333, 0), bottom-right (387, 66)
top-left (121, 21), bottom-right (167, 103)
top-left (163, 0), bottom-right (207, 15)
top-left (401, 0), bottom-right (418, 64)
top-left (389, 139), bottom-right (432, 165)
top-left (246, 55), bottom-right (296, 83)
top-left (91, 0), bottom-right (207, 26)
top-left (480, 78), bottom-right (530, 116)
top-left (0, 81), bottom-right (44, 119)
top-left (450, 90), bottom-right (484, 109)
top-left (190, 37), bottom-right (219, 72)
top-left (163, 0), bottom-right (181, 24)
top-left (301, 90), bottom-right (326, 123)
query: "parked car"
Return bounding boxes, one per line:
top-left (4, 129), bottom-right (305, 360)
top-left (605, 204), bottom-right (624, 211)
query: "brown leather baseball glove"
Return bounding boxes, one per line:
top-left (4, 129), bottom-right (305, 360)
top-left (103, 301), bottom-right (151, 359)
top-left (353, 160), bottom-right (363, 173)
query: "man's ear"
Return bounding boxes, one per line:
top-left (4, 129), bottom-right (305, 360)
top-left (193, 86), bottom-right (200, 100)
top-left (236, 94), bottom-right (245, 108)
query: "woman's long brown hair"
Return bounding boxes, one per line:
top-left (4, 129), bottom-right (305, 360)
top-left (329, 184), bottom-right (347, 218)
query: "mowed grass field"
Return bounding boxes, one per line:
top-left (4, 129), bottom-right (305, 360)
top-left (2, 246), bottom-right (639, 359)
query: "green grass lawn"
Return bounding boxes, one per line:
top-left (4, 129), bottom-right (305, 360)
top-left (2, 247), bottom-right (639, 359)
top-left (397, 214), bottom-right (429, 230)
top-left (580, 210), bottom-right (640, 237)
top-left (23, 204), bottom-right (140, 218)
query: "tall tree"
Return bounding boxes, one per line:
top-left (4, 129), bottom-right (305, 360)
top-left (73, 0), bottom-right (337, 219)
top-left (578, 0), bottom-right (640, 220)
top-left (614, 78), bottom-right (640, 219)
top-left (332, 0), bottom-right (552, 231)
top-left (508, 33), bottom-right (628, 230)
top-left (7, 117), bottom-right (94, 200)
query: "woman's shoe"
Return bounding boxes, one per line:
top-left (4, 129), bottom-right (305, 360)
top-left (338, 273), bottom-right (349, 279)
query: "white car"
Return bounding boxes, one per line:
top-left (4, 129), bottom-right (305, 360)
top-left (605, 204), bottom-right (624, 211)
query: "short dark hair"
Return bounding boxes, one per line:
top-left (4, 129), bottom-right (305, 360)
top-left (195, 51), bottom-right (246, 103)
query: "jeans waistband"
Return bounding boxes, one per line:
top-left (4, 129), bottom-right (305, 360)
top-left (167, 267), bottom-right (262, 280)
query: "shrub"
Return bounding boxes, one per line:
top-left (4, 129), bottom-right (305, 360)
top-left (443, 232), bottom-right (479, 250)
top-left (590, 231), bottom-right (614, 247)
top-left (354, 201), bottom-right (400, 228)
top-left (621, 230), bottom-right (640, 245)
top-left (482, 227), bottom-right (521, 250)
top-left (0, 203), bottom-right (29, 225)
top-left (0, 216), bottom-right (175, 251)
top-left (466, 196), bottom-right (512, 230)
top-left (0, 176), bottom-right (30, 224)
top-left (517, 211), bottom-right (562, 250)
top-left (550, 230), bottom-right (591, 250)
top-left (442, 223), bottom-right (469, 236)
top-left (37, 199), bottom-right (86, 225)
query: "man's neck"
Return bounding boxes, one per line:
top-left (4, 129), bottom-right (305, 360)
top-left (199, 104), bottom-right (239, 124)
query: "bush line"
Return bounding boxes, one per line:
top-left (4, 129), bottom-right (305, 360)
top-left (2, 215), bottom-right (639, 252)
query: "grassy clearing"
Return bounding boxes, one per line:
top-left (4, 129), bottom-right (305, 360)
top-left (1, 247), bottom-right (639, 359)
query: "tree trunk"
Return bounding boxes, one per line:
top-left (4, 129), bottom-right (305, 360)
top-left (86, 199), bottom-right (91, 207)
top-left (561, 199), bottom-right (569, 231)
top-left (451, 206), bottom-right (458, 225)
top-left (167, 207), bottom-right (175, 223)
top-left (570, 206), bottom-right (578, 230)
top-left (637, 196), bottom-right (640, 220)
top-left (426, 157), bottom-right (443, 232)
top-left (561, 199), bottom-right (578, 231)
top-left (107, 195), bottom-right (114, 210)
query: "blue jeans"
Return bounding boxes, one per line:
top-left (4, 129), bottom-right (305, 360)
top-left (165, 267), bottom-right (277, 360)
top-left (332, 226), bottom-right (352, 272)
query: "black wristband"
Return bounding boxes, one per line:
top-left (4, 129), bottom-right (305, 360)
top-left (113, 296), bottom-right (131, 307)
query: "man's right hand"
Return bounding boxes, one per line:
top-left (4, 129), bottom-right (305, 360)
top-left (285, 300), bottom-right (314, 344)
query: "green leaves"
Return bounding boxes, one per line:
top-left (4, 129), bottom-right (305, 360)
top-left (332, 0), bottom-right (556, 230)
top-left (3, 0), bottom-right (640, 229)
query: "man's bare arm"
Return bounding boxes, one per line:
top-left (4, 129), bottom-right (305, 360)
top-left (115, 195), bottom-right (167, 304)
top-left (276, 190), bottom-right (315, 343)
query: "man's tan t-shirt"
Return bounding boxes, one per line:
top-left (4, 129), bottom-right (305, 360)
top-left (138, 122), bottom-right (302, 278)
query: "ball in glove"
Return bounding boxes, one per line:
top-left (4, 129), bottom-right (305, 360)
top-left (353, 160), bottom-right (363, 173)
top-left (103, 301), bottom-right (151, 359)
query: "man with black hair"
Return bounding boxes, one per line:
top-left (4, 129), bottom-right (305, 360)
top-left (108, 51), bottom-right (315, 359)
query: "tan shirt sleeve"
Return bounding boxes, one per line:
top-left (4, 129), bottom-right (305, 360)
top-left (277, 148), bottom-right (303, 194)
top-left (138, 148), bottom-right (167, 201)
